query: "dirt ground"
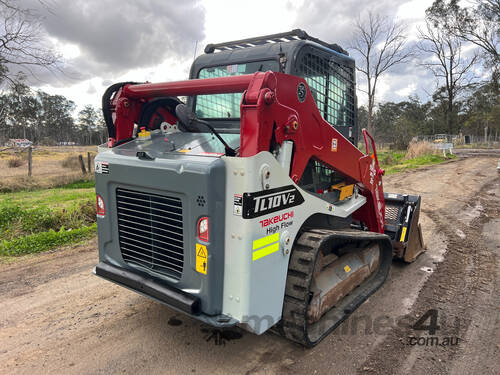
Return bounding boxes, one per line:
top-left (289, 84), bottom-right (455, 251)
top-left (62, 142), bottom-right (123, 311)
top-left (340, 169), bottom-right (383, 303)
top-left (0, 155), bottom-right (499, 375)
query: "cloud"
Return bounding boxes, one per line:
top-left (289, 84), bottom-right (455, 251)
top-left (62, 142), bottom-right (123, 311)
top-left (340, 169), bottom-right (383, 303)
top-left (292, 0), bottom-right (437, 105)
top-left (86, 83), bottom-right (96, 95)
top-left (293, 0), bottom-right (405, 47)
top-left (25, 0), bottom-right (205, 85)
top-left (15, 0), bottom-right (448, 110)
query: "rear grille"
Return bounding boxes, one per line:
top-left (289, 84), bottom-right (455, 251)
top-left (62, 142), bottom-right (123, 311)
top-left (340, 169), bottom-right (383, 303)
top-left (116, 188), bottom-right (184, 280)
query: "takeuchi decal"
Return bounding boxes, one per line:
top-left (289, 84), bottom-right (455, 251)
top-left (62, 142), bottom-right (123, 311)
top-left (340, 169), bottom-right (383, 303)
top-left (242, 185), bottom-right (304, 219)
top-left (259, 211), bottom-right (294, 227)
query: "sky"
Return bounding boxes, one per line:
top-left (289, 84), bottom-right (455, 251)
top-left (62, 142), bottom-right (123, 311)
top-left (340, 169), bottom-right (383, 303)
top-left (18, 0), bottom-right (441, 113)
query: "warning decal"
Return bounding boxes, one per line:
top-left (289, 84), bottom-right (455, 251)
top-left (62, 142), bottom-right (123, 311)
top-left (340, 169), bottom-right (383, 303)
top-left (196, 243), bottom-right (208, 274)
top-left (331, 138), bottom-right (338, 152)
top-left (233, 194), bottom-right (242, 216)
top-left (95, 161), bottom-right (109, 174)
top-left (400, 226), bottom-right (407, 242)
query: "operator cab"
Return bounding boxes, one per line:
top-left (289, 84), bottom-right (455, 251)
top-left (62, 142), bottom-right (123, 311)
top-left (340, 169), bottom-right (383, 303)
top-left (187, 29), bottom-right (358, 145)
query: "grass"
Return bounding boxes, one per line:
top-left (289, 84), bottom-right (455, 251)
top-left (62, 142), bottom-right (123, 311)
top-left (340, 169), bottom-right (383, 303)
top-left (0, 141), bottom-right (456, 258)
top-left (379, 149), bottom-right (456, 175)
top-left (0, 178), bottom-right (97, 257)
top-left (405, 140), bottom-right (436, 159)
top-left (0, 146), bottom-right (99, 257)
top-left (0, 171), bottom-right (94, 193)
top-left (61, 155), bottom-right (80, 169)
top-left (0, 224), bottom-right (96, 256)
top-left (61, 154), bottom-right (96, 170)
top-left (0, 200), bottom-right (96, 239)
top-left (63, 180), bottom-right (95, 189)
top-left (1, 183), bottom-right (95, 210)
top-left (7, 158), bottom-right (24, 168)
top-left (0, 145), bottom-right (97, 193)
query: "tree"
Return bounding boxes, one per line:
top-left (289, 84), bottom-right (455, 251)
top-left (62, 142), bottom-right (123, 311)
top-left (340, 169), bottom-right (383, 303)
top-left (462, 75), bottom-right (500, 139)
top-left (78, 105), bottom-right (106, 145)
top-left (417, 16), bottom-right (478, 135)
top-left (375, 97), bottom-right (432, 149)
top-left (0, 85), bottom-right (108, 146)
top-left (357, 105), bottom-right (368, 144)
top-left (349, 12), bottom-right (412, 135)
top-left (0, 81), bottom-right (41, 140)
top-left (36, 91), bottom-right (75, 142)
top-left (0, 0), bottom-right (60, 85)
top-left (427, 0), bottom-right (499, 71)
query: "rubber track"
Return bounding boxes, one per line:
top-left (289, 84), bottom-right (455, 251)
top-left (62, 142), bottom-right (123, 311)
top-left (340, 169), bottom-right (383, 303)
top-left (279, 228), bottom-right (391, 347)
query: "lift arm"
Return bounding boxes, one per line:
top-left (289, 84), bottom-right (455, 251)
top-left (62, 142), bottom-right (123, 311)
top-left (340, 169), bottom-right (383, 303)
top-left (105, 71), bottom-right (385, 233)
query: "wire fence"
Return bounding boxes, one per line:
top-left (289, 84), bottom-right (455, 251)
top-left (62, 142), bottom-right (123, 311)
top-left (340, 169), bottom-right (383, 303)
top-left (2, 147), bottom-right (94, 177)
top-left (415, 133), bottom-right (500, 147)
top-left (1, 146), bottom-right (97, 192)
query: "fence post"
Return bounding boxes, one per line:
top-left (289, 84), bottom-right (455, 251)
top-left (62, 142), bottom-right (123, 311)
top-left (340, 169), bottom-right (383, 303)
top-left (78, 154), bottom-right (87, 173)
top-left (87, 152), bottom-right (91, 174)
top-left (28, 146), bottom-right (32, 177)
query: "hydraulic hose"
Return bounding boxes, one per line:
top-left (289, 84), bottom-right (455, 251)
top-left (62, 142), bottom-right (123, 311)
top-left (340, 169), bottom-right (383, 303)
top-left (101, 82), bottom-right (138, 138)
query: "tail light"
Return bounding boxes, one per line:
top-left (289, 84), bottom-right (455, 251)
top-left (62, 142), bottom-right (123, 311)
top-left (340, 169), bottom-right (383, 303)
top-left (96, 194), bottom-right (105, 217)
top-left (197, 217), bottom-right (209, 242)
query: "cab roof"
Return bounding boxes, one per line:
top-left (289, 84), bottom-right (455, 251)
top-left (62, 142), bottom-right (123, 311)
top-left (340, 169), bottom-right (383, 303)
top-left (189, 29), bottom-right (353, 78)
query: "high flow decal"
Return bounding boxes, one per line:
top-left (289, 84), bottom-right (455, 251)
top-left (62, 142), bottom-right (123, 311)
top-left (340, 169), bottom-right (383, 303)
top-left (242, 185), bottom-right (304, 219)
top-left (259, 210), bottom-right (294, 235)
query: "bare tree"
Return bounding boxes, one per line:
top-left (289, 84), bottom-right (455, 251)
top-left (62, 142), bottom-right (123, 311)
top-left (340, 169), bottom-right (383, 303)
top-left (462, 0), bottom-right (499, 67)
top-left (418, 19), bottom-right (478, 134)
top-left (0, 0), bottom-right (60, 85)
top-left (349, 12), bottom-right (412, 135)
top-left (427, 0), bottom-right (499, 70)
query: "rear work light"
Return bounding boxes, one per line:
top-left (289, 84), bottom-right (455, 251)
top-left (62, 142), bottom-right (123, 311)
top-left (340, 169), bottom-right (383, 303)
top-left (96, 194), bottom-right (105, 217)
top-left (197, 217), bottom-right (209, 242)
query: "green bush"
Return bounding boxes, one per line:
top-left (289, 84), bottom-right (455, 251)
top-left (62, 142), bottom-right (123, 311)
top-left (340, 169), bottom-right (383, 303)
top-left (76, 199), bottom-right (97, 221)
top-left (0, 198), bottom-right (96, 242)
top-left (0, 182), bottom-right (98, 256)
top-left (378, 151), bottom-right (404, 168)
top-left (0, 205), bottom-right (23, 230)
top-left (21, 206), bottom-right (63, 233)
top-left (59, 200), bottom-right (96, 229)
top-left (63, 180), bottom-right (95, 189)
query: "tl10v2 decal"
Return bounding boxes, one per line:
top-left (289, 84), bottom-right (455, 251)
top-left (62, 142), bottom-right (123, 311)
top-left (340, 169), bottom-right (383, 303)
top-left (242, 185), bottom-right (304, 219)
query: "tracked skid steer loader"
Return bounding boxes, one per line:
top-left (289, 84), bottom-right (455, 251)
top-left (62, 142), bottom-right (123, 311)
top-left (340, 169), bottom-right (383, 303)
top-left (94, 30), bottom-right (425, 347)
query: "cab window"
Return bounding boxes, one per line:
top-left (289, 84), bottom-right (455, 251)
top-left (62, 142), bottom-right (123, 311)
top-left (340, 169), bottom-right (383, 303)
top-left (195, 60), bottom-right (278, 119)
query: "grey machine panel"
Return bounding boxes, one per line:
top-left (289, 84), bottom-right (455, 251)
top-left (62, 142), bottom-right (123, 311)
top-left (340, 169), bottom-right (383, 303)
top-left (95, 131), bottom-right (236, 317)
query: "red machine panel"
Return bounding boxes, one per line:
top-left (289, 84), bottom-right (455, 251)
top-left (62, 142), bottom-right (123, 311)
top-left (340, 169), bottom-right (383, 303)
top-left (108, 71), bottom-right (385, 233)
